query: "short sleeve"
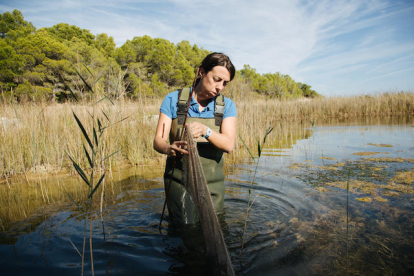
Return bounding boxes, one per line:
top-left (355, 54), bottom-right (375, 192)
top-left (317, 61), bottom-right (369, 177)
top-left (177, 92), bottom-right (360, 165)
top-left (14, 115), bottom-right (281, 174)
top-left (160, 90), bottom-right (179, 119)
top-left (223, 97), bottom-right (237, 119)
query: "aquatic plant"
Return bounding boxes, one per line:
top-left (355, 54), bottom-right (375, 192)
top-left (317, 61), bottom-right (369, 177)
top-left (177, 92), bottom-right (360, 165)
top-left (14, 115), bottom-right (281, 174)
top-left (66, 64), bottom-right (127, 275)
top-left (238, 125), bottom-right (273, 257)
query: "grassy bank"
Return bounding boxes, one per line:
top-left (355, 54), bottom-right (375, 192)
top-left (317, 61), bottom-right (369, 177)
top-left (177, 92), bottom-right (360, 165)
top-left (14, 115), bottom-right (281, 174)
top-left (1, 91), bottom-right (413, 179)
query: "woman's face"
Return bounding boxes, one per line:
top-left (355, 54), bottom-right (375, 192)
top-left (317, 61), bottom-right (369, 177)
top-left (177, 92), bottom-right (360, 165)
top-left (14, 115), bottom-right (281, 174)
top-left (198, 66), bottom-right (230, 99)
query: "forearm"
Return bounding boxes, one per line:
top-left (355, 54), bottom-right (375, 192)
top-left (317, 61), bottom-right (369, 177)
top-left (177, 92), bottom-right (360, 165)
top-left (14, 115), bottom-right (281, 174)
top-left (153, 136), bottom-right (170, 155)
top-left (205, 130), bottom-right (235, 153)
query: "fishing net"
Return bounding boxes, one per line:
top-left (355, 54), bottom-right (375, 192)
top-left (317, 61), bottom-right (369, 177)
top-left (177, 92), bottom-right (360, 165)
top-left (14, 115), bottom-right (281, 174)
top-left (182, 126), bottom-right (234, 275)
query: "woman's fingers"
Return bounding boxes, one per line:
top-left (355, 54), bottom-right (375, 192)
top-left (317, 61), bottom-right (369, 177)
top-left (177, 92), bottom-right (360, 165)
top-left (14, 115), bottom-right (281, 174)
top-left (171, 141), bottom-right (188, 155)
top-left (188, 122), bottom-right (206, 138)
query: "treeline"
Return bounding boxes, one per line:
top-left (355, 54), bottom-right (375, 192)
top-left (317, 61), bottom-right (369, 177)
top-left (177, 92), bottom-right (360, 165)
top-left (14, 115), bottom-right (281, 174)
top-left (239, 65), bottom-right (319, 98)
top-left (0, 9), bottom-right (319, 102)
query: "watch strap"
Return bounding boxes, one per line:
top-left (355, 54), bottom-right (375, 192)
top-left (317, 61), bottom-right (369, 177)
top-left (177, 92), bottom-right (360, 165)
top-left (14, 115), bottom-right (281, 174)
top-left (203, 127), bottom-right (212, 139)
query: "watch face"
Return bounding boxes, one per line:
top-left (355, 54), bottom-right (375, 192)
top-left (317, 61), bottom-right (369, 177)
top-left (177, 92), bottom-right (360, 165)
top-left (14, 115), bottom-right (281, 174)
top-left (205, 127), bottom-right (211, 138)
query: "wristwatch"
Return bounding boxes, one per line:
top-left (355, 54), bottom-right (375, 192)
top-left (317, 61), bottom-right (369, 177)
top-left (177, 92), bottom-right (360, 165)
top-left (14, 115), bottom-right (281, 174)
top-left (203, 127), bottom-right (212, 139)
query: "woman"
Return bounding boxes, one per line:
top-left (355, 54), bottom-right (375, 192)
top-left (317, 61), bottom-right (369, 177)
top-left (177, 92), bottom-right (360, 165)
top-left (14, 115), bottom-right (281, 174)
top-left (153, 52), bottom-right (236, 225)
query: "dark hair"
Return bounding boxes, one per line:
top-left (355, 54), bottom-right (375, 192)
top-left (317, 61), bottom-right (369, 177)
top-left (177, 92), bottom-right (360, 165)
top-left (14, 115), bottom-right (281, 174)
top-left (200, 52), bottom-right (236, 81)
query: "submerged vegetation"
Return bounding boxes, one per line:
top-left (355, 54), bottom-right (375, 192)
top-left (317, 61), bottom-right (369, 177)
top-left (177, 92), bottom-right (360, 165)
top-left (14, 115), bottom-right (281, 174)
top-left (291, 155), bottom-right (414, 202)
top-left (284, 154), bottom-right (414, 274)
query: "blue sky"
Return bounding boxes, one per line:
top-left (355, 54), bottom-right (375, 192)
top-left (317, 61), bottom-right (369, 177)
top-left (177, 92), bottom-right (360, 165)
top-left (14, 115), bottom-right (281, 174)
top-left (1, 0), bottom-right (413, 97)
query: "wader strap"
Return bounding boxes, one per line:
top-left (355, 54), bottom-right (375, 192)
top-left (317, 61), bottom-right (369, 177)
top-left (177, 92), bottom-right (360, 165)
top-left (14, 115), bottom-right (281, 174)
top-left (177, 87), bottom-right (225, 127)
top-left (215, 94), bottom-right (225, 126)
top-left (177, 88), bottom-right (191, 125)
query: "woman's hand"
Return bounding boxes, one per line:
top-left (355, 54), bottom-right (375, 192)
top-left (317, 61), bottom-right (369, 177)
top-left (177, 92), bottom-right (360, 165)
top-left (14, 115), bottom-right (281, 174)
top-left (188, 122), bottom-right (207, 139)
top-left (188, 117), bottom-right (236, 153)
top-left (167, 141), bottom-right (188, 156)
top-left (154, 113), bottom-right (189, 156)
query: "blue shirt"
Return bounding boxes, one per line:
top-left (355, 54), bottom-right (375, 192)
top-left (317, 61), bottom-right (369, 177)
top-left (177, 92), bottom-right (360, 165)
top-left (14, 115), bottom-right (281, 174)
top-left (160, 89), bottom-right (237, 119)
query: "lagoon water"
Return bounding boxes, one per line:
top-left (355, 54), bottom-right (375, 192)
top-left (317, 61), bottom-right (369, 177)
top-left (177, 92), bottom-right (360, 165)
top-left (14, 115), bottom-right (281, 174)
top-left (1, 120), bottom-right (413, 275)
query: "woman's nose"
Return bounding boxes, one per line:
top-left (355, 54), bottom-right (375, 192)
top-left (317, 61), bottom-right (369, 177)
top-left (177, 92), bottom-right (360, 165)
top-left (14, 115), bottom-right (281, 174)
top-left (216, 82), bottom-right (224, 92)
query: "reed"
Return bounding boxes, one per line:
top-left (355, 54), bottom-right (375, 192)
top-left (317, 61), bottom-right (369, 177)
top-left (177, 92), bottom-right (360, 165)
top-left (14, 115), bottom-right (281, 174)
top-left (239, 125), bottom-right (273, 257)
top-left (66, 65), bottom-right (133, 276)
top-left (228, 90), bottom-right (413, 163)
top-left (0, 91), bottom-right (413, 178)
top-left (0, 98), bottom-right (162, 178)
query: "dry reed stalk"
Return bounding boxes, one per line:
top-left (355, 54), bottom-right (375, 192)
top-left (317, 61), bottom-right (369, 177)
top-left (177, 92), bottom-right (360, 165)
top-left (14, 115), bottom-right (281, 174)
top-left (0, 92), bottom-right (413, 178)
top-left (0, 99), bottom-right (161, 176)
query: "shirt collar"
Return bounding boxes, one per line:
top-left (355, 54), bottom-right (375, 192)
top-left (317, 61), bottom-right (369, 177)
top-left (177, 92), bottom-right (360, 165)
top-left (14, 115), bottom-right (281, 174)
top-left (190, 93), bottom-right (216, 112)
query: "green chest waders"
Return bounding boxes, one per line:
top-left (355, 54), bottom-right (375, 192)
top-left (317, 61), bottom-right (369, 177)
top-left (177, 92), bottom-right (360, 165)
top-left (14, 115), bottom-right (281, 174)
top-left (164, 88), bottom-right (225, 225)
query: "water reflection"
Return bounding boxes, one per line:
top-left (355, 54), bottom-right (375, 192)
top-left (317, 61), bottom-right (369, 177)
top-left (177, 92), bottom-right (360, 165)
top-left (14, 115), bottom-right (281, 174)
top-left (0, 119), bottom-right (413, 275)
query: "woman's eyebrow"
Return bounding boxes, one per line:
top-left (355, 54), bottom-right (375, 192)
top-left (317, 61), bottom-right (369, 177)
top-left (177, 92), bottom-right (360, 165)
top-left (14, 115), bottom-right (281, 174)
top-left (214, 76), bottom-right (230, 82)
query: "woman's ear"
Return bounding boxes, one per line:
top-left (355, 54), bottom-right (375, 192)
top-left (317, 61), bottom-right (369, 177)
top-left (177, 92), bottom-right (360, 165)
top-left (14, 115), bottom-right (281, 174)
top-left (199, 67), bottom-right (205, 78)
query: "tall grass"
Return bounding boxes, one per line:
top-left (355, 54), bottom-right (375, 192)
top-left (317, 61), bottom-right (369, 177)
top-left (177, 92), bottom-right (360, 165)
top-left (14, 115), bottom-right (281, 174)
top-left (0, 91), bottom-right (413, 178)
top-left (0, 98), bottom-right (162, 178)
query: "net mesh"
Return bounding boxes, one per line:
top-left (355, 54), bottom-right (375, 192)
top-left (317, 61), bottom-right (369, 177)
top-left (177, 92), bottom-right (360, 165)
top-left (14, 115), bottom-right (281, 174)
top-left (182, 127), bottom-right (234, 275)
